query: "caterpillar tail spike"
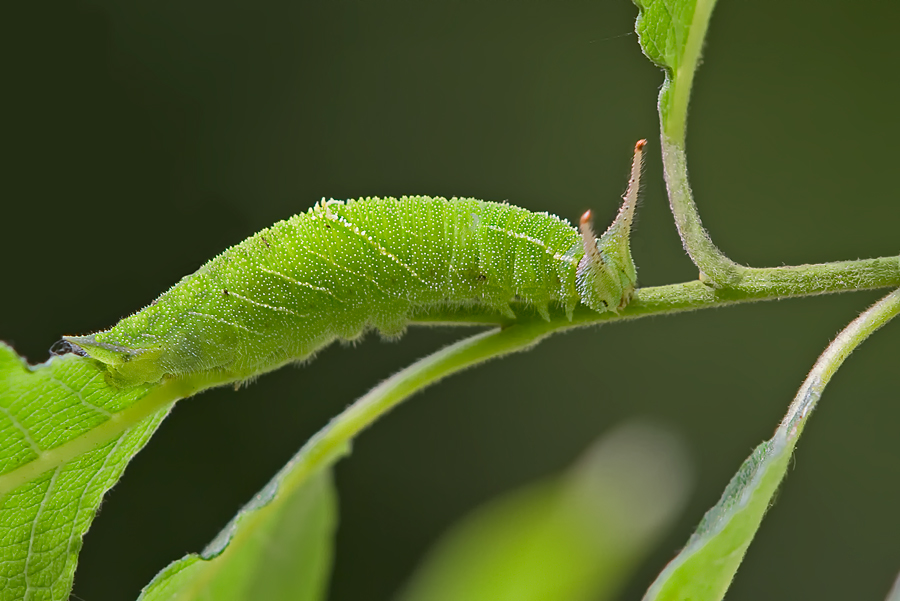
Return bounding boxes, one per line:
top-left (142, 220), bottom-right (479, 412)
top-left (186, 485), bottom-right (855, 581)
top-left (576, 139), bottom-right (644, 312)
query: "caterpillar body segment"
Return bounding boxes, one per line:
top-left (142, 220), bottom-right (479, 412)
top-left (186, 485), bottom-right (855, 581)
top-left (64, 144), bottom-right (644, 387)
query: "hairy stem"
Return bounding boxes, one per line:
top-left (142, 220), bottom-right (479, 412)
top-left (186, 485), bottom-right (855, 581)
top-left (639, 286), bottom-right (900, 600)
top-left (263, 323), bottom-right (561, 486)
top-left (663, 0), bottom-right (719, 142)
top-left (781, 286), bottom-right (900, 436)
top-left (261, 284), bottom-right (900, 519)
top-left (650, 0), bottom-right (746, 285)
top-left (660, 139), bottom-right (745, 286)
top-left (0, 375), bottom-right (216, 496)
top-left (411, 255), bottom-right (900, 327)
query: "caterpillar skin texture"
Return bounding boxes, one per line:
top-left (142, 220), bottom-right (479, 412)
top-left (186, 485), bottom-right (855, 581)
top-left (65, 142), bottom-right (645, 387)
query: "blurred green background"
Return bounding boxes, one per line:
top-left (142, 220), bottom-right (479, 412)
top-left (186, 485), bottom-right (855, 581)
top-left (2, 0), bottom-right (899, 599)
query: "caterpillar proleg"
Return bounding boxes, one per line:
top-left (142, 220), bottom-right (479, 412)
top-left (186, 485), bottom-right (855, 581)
top-left (63, 140), bottom-right (646, 387)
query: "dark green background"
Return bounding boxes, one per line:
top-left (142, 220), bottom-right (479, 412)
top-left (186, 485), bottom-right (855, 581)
top-left (2, 0), bottom-right (898, 599)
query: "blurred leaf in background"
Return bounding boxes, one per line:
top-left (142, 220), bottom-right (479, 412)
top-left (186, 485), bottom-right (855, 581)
top-left (397, 422), bottom-right (691, 601)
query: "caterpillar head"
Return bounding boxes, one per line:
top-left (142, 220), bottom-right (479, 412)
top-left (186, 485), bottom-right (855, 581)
top-left (62, 333), bottom-right (165, 387)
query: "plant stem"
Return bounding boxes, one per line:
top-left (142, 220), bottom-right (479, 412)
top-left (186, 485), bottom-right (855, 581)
top-left (410, 254), bottom-right (900, 328)
top-left (639, 285), bottom-right (900, 600)
top-left (649, 0), bottom-right (747, 286)
top-left (0, 375), bottom-right (214, 496)
top-left (264, 283), bottom-right (900, 520)
top-left (263, 322), bottom-right (561, 487)
top-left (781, 286), bottom-right (900, 437)
top-left (660, 139), bottom-right (745, 286)
top-left (663, 0), bottom-right (719, 142)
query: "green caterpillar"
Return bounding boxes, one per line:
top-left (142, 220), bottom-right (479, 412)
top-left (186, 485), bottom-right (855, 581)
top-left (63, 141), bottom-right (646, 387)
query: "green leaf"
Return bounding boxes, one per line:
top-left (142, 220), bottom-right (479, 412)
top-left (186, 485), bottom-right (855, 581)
top-left (0, 342), bottom-right (174, 601)
top-left (396, 423), bottom-right (692, 601)
top-left (642, 436), bottom-right (791, 600)
top-left (633, 0), bottom-right (718, 139)
top-left (643, 289), bottom-right (900, 600)
top-left (137, 462), bottom-right (340, 601)
top-left (131, 325), bottom-right (580, 600)
top-left (634, 0), bottom-right (743, 286)
top-left (886, 572), bottom-right (900, 601)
